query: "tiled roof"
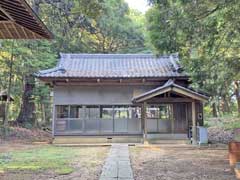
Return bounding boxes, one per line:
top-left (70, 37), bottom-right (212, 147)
top-left (37, 53), bottom-right (188, 78)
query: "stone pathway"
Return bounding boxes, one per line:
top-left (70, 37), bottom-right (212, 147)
top-left (100, 144), bottom-right (134, 180)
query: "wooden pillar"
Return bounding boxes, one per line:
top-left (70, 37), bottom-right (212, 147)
top-left (142, 102), bottom-right (148, 144)
top-left (170, 104), bottom-right (174, 134)
top-left (192, 101), bottom-right (197, 145)
top-left (52, 104), bottom-right (55, 137)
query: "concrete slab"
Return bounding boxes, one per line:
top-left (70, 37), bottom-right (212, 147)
top-left (118, 167), bottom-right (133, 178)
top-left (100, 144), bottom-right (134, 180)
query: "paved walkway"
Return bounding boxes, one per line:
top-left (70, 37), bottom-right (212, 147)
top-left (100, 144), bottom-right (134, 180)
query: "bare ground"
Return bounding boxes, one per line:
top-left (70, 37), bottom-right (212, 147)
top-left (0, 144), bottom-right (109, 180)
top-left (130, 145), bottom-right (236, 180)
top-left (0, 126), bottom-right (52, 143)
top-left (0, 142), bottom-right (46, 153)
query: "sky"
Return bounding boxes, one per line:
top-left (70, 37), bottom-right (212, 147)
top-left (125, 0), bottom-right (150, 13)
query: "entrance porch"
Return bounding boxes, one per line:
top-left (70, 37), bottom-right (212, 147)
top-left (133, 79), bottom-right (208, 144)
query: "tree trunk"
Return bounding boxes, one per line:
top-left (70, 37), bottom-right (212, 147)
top-left (234, 81), bottom-right (240, 116)
top-left (222, 95), bottom-right (231, 114)
top-left (41, 103), bottom-right (46, 125)
top-left (212, 102), bottom-right (218, 117)
top-left (17, 76), bottom-right (36, 125)
top-left (3, 41), bottom-right (14, 133)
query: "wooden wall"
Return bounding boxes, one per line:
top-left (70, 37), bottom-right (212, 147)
top-left (187, 101), bottom-right (204, 128)
top-left (53, 85), bottom-right (156, 105)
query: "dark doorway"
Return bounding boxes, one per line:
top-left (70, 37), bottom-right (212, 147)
top-left (173, 103), bottom-right (187, 133)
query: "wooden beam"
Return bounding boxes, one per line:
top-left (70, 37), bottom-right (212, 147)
top-left (1, 7), bottom-right (33, 20)
top-left (20, 25), bottom-right (28, 39)
top-left (11, 22), bottom-right (21, 38)
top-left (192, 101), bottom-right (197, 145)
top-left (146, 97), bottom-right (193, 103)
top-left (0, 6), bottom-right (14, 21)
top-left (0, 0), bottom-right (52, 39)
top-left (52, 81), bottom-right (163, 86)
top-left (52, 104), bottom-right (55, 137)
top-left (172, 87), bottom-right (208, 102)
top-left (38, 77), bottom-right (188, 83)
top-left (0, 1), bottom-right (25, 8)
top-left (135, 87), bottom-right (172, 103)
top-left (20, 23), bottom-right (43, 39)
top-left (142, 102), bottom-right (148, 144)
top-left (170, 104), bottom-right (174, 134)
top-left (31, 31), bottom-right (36, 39)
top-left (0, 13), bottom-right (8, 20)
top-left (2, 22), bottom-right (13, 38)
top-left (0, 28), bottom-right (4, 38)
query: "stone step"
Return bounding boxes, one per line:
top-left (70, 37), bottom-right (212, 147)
top-left (53, 136), bottom-right (142, 144)
top-left (148, 139), bottom-right (190, 144)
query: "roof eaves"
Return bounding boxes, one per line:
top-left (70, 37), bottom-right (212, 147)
top-left (20, 0), bottom-right (53, 39)
top-left (132, 79), bottom-right (209, 103)
top-left (132, 79), bottom-right (174, 102)
top-left (0, 0), bottom-right (53, 39)
top-left (173, 83), bottom-right (209, 100)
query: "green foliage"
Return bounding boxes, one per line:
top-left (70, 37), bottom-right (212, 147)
top-left (205, 116), bottom-right (240, 130)
top-left (146, 0), bottom-right (240, 116)
top-left (0, 40), bottom-right (56, 122)
top-left (0, 0), bottom-right (150, 126)
top-left (37, 0), bottom-right (146, 53)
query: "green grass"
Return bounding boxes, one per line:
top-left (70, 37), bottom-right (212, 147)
top-left (224, 120), bottom-right (240, 130)
top-left (205, 116), bottom-right (240, 130)
top-left (0, 146), bottom-right (81, 175)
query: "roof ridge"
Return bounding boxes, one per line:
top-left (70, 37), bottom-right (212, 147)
top-left (59, 53), bottom-right (179, 59)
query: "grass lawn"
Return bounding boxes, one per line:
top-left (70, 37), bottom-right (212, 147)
top-left (0, 145), bottom-right (109, 180)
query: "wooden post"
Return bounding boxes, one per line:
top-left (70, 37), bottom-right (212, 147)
top-left (170, 104), bottom-right (174, 134)
top-left (192, 101), bottom-right (197, 145)
top-left (52, 104), bottom-right (55, 137)
top-left (142, 102), bottom-right (148, 144)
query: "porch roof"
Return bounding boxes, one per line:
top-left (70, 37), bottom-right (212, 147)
top-left (132, 79), bottom-right (209, 102)
top-left (0, 0), bottom-right (53, 39)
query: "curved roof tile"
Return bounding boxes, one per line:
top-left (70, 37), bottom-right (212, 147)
top-left (37, 53), bottom-right (188, 78)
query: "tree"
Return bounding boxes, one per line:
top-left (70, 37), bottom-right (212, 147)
top-left (146, 0), bottom-right (240, 116)
top-left (0, 0), bottom-right (149, 128)
top-left (35, 0), bottom-right (146, 53)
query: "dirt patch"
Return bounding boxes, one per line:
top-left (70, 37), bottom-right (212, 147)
top-left (130, 145), bottom-right (236, 180)
top-left (55, 146), bottom-right (109, 180)
top-left (0, 126), bottom-right (52, 143)
top-left (0, 142), bottom-right (46, 153)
